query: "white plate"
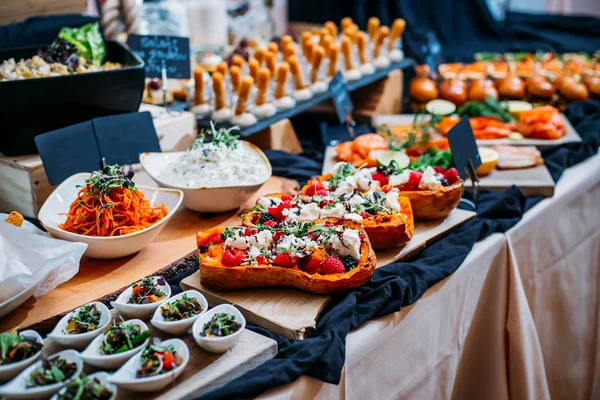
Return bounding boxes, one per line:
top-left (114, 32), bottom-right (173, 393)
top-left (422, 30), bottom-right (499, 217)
top-left (151, 290), bottom-right (208, 335)
top-left (0, 275), bottom-right (46, 319)
top-left (0, 349), bottom-right (83, 399)
top-left (109, 338), bottom-right (189, 392)
top-left (111, 276), bottom-right (171, 320)
top-left (192, 304), bottom-right (246, 353)
top-left (139, 141), bottom-right (272, 213)
top-left (38, 173), bottom-right (183, 259)
top-left (50, 371), bottom-right (117, 400)
top-left (47, 302), bottom-right (111, 349)
top-left (80, 319), bottom-right (150, 370)
top-left (0, 330), bottom-right (43, 383)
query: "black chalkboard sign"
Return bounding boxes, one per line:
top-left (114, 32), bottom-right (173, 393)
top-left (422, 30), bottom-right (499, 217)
top-left (127, 34), bottom-right (191, 79)
top-left (446, 116), bottom-right (482, 179)
top-left (329, 72), bottom-right (353, 124)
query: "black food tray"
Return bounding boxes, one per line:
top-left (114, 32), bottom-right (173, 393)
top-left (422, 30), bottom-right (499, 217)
top-left (0, 41), bottom-right (145, 156)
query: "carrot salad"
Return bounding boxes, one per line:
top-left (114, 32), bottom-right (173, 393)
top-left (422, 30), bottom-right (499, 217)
top-left (60, 165), bottom-right (168, 237)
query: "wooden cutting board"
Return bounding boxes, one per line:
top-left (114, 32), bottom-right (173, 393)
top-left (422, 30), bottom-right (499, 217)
top-left (180, 208), bottom-right (476, 339)
top-left (372, 113), bottom-right (581, 149)
top-left (323, 146), bottom-right (555, 197)
top-left (40, 309), bottom-right (277, 400)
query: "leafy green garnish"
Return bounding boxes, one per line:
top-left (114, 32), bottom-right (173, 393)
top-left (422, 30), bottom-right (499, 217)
top-left (193, 122), bottom-right (240, 152)
top-left (457, 96), bottom-right (515, 123)
top-left (0, 332), bottom-right (22, 360)
top-left (59, 22), bottom-right (106, 66)
top-left (410, 148), bottom-right (454, 170)
top-left (328, 163), bottom-right (357, 189)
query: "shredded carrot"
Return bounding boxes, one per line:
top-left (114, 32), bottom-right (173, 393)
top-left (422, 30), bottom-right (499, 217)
top-left (59, 184), bottom-right (168, 237)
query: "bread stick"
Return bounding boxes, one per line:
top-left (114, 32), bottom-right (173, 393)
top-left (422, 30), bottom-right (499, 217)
top-left (310, 46), bottom-right (325, 83)
top-left (340, 17), bottom-right (353, 30)
top-left (304, 41), bottom-right (315, 63)
top-left (373, 26), bottom-right (389, 59)
top-left (275, 62), bottom-right (289, 99)
top-left (341, 35), bottom-right (353, 70)
top-left (265, 51), bottom-right (277, 77)
top-left (235, 76), bottom-right (253, 116)
top-left (389, 19), bottom-right (406, 51)
top-left (324, 21), bottom-right (337, 37)
top-left (231, 54), bottom-right (245, 69)
top-left (283, 43), bottom-right (296, 61)
top-left (255, 48), bottom-right (266, 65)
top-left (230, 65), bottom-right (241, 92)
top-left (301, 31), bottom-right (312, 45)
top-left (193, 66), bottom-right (205, 105)
top-left (216, 61), bottom-right (228, 77)
top-left (248, 58), bottom-right (259, 80)
top-left (280, 35), bottom-right (293, 48)
top-left (212, 71), bottom-right (227, 110)
top-left (268, 42), bottom-right (278, 54)
top-left (356, 31), bottom-right (367, 65)
top-left (255, 67), bottom-right (271, 106)
top-left (320, 35), bottom-right (333, 53)
top-left (328, 43), bottom-right (339, 77)
top-left (367, 17), bottom-right (380, 38)
top-left (288, 56), bottom-right (306, 90)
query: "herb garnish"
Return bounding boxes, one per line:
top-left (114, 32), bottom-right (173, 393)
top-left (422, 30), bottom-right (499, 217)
top-left (193, 122), bottom-right (240, 153)
top-left (200, 313), bottom-right (241, 337)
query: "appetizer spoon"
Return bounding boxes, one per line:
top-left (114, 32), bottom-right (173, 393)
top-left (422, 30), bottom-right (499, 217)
top-left (80, 319), bottom-right (150, 370)
top-left (151, 290), bottom-right (208, 335)
top-left (50, 372), bottom-right (117, 400)
top-left (111, 276), bottom-right (171, 320)
top-left (0, 349), bottom-right (83, 400)
top-left (0, 330), bottom-right (43, 383)
top-left (192, 304), bottom-right (246, 353)
top-left (47, 302), bottom-right (111, 349)
top-left (109, 339), bottom-right (189, 392)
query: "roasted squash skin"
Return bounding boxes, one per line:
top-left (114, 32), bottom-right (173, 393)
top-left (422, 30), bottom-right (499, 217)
top-left (243, 193), bottom-right (414, 249)
top-left (301, 175), bottom-right (462, 221)
top-left (197, 218), bottom-right (377, 294)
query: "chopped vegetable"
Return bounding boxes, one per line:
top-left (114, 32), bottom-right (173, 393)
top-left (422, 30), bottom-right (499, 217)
top-left (201, 313), bottom-right (241, 337)
top-left (0, 331), bottom-right (42, 366)
top-left (129, 277), bottom-right (167, 304)
top-left (57, 373), bottom-right (113, 400)
top-left (457, 96), bottom-right (515, 123)
top-left (135, 339), bottom-right (182, 378)
top-left (58, 22), bottom-right (106, 67)
top-left (65, 304), bottom-right (102, 335)
top-left (99, 320), bottom-right (151, 355)
top-left (410, 148), bottom-right (455, 170)
top-left (26, 356), bottom-right (77, 387)
top-left (160, 294), bottom-right (204, 321)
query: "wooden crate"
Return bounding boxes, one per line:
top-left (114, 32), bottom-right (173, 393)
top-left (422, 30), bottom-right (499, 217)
top-left (0, 105), bottom-right (196, 218)
top-left (0, 0), bottom-right (86, 25)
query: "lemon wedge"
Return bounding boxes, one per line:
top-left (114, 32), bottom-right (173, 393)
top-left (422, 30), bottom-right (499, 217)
top-left (506, 100), bottom-right (532, 118)
top-left (425, 99), bottom-right (456, 116)
top-left (476, 147), bottom-right (499, 176)
top-left (376, 150), bottom-right (410, 169)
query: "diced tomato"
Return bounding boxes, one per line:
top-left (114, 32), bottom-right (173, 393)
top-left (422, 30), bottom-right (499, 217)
top-left (360, 212), bottom-right (371, 219)
top-left (316, 190), bottom-right (328, 196)
top-left (222, 249), bottom-right (243, 266)
top-left (132, 285), bottom-right (144, 295)
top-left (161, 351), bottom-right (175, 369)
top-left (268, 205), bottom-right (285, 221)
top-left (273, 231), bottom-right (284, 242)
top-left (371, 171), bottom-right (389, 186)
top-left (198, 232), bottom-right (223, 247)
top-left (273, 252), bottom-right (298, 267)
top-left (433, 166), bottom-right (446, 174)
top-left (305, 183), bottom-right (325, 196)
top-left (282, 200), bottom-right (292, 209)
top-left (408, 171), bottom-right (423, 187)
top-left (256, 255), bottom-right (267, 264)
top-left (281, 194), bottom-right (294, 202)
top-left (359, 233), bottom-right (366, 241)
top-left (244, 228), bottom-right (258, 236)
top-left (263, 220), bottom-right (277, 227)
top-left (382, 186), bottom-right (391, 193)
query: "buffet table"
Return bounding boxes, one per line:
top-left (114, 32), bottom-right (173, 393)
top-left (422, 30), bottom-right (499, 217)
top-left (257, 152), bottom-right (600, 400)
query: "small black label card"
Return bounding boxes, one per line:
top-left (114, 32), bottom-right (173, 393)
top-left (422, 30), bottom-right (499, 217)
top-left (127, 34), bottom-right (191, 79)
top-left (329, 72), bottom-right (354, 124)
top-left (446, 116), bottom-right (482, 180)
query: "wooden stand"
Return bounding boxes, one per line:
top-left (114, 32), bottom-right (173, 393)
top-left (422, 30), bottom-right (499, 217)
top-left (0, 105), bottom-right (196, 218)
top-left (244, 118), bottom-right (303, 154)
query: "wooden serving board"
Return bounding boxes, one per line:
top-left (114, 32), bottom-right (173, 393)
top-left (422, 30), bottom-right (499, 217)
top-left (181, 208), bottom-right (476, 339)
top-left (372, 113), bottom-right (581, 149)
top-left (41, 310), bottom-right (277, 400)
top-left (323, 146), bottom-right (555, 197)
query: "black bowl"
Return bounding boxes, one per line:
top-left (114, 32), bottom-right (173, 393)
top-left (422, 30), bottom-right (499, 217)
top-left (0, 41), bottom-right (145, 156)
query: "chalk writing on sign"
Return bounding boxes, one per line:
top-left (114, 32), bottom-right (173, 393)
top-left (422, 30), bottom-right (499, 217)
top-left (127, 34), bottom-right (191, 79)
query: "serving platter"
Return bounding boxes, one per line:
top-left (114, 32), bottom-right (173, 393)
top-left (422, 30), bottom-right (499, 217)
top-left (372, 113), bottom-right (581, 148)
top-left (181, 208), bottom-right (475, 339)
top-left (322, 146), bottom-right (556, 197)
top-left (39, 309), bottom-right (277, 400)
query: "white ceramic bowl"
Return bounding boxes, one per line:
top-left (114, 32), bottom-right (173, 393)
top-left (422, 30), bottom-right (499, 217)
top-left (151, 290), bottom-right (208, 335)
top-left (50, 372), bottom-right (117, 400)
top-left (192, 304), bottom-right (246, 353)
top-left (38, 173), bottom-right (183, 259)
top-left (0, 349), bottom-right (83, 400)
top-left (109, 338), bottom-right (189, 392)
top-left (47, 302), bottom-right (111, 349)
top-left (0, 330), bottom-right (43, 383)
top-left (139, 141), bottom-right (272, 213)
top-left (111, 276), bottom-right (171, 320)
top-left (80, 319), bottom-right (150, 370)
top-left (0, 275), bottom-right (46, 319)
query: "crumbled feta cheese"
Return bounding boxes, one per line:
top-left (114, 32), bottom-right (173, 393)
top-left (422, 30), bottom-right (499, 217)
top-left (225, 236), bottom-right (250, 250)
top-left (248, 230), bottom-right (273, 249)
top-left (343, 213), bottom-right (364, 222)
top-left (419, 167), bottom-right (442, 190)
top-left (383, 190), bottom-right (401, 212)
top-left (348, 194), bottom-right (364, 205)
top-left (331, 162), bottom-right (349, 175)
top-left (329, 229), bottom-right (361, 259)
top-left (258, 196), bottom-right (281, 210)
top-left (389, 170), bottom-right (410, 187)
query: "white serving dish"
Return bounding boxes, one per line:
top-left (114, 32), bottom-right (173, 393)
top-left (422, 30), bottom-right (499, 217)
top-left (38, 173), bottom-right (183, 259)
top-left (109, 338), bottom-right (189, 392)
top-left (80, 319), bottom-right (150, 370)
top-left (139, 141), bottom-right (272, 213)
top-left (0, 330), bottom-right (43, 383)
top-left (50, 371), bottom-right (117, 400)
top-left (0, 275), bottom-right (46, 319)
top-left (151, 290), bottom-right (208, 335)
top-left (47, 302), bottom-right (111, 349)
top-left (111, 276), bottom-right (171, 320)
top-left (192, 304), bottom-right (246, 353)
top-left (0, 349), bottom-right (83, 399)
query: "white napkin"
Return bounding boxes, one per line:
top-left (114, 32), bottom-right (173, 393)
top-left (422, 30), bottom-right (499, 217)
top-left (0, 213), bottom-right (87, 302)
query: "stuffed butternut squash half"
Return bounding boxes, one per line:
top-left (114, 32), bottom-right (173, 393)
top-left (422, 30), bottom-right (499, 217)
top-left (197, 218), bottom-right (377, 294)
top-left (243, 191), bottom-right (414, 249)
top-left (302, 162), bottom-right (462, 221)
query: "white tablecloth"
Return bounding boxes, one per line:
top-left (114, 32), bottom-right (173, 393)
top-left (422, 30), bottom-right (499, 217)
top-left (259, 152), bottom-right (600, 400)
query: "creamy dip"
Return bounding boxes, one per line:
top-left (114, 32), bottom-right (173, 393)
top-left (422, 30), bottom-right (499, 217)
top-left (159, 139), bottom-right (270, 188)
